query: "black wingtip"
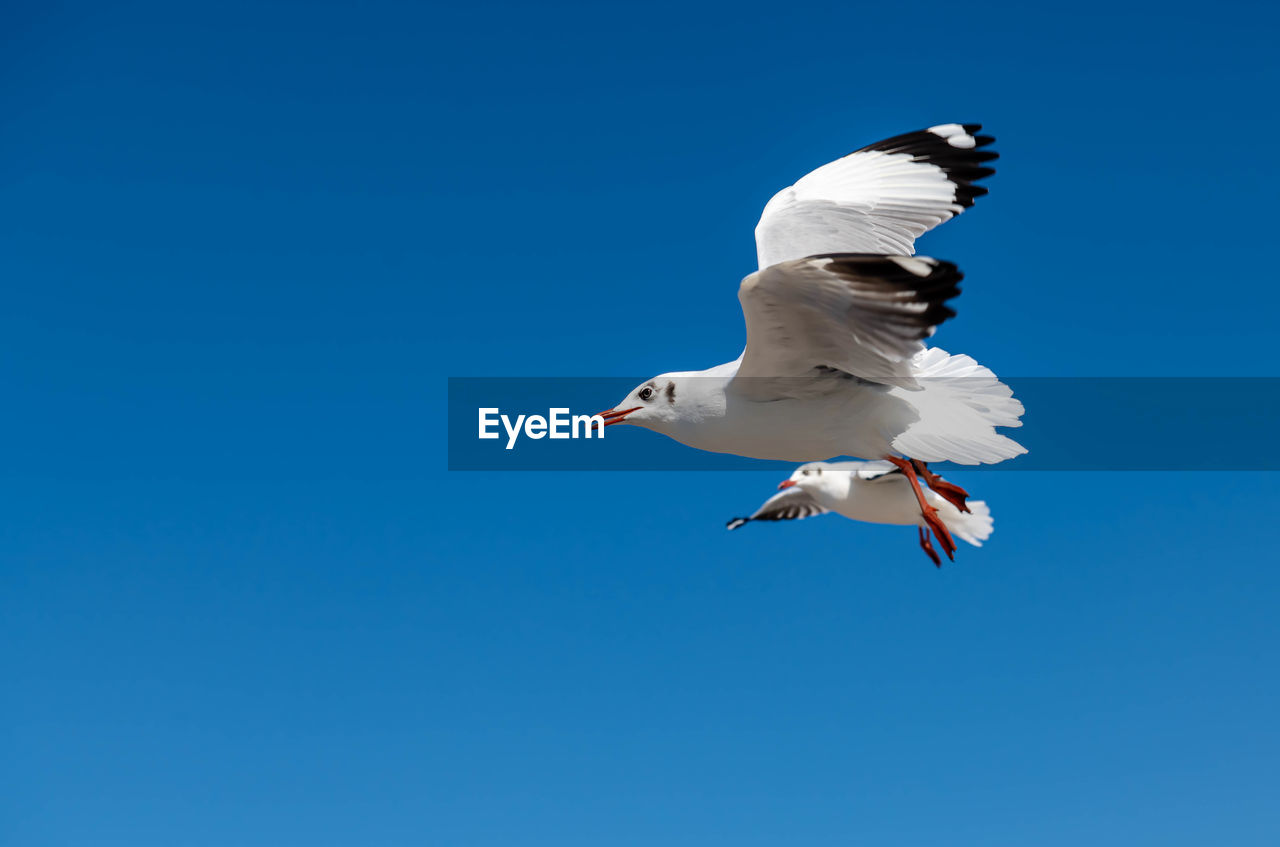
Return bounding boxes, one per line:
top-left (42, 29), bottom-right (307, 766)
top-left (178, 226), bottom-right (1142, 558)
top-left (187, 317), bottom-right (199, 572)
top-left (726, 517), bottom-right (749, 531)
top-left (806, 254), bottom-right (963, 339)
top-left (855, 124), bottom-right (998, 208)
top-left (955, 182), bottom-right (990, 208)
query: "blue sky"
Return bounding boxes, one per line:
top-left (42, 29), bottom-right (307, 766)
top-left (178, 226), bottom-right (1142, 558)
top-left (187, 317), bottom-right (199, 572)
top-left (4, 1), bottom-right (1280, 844)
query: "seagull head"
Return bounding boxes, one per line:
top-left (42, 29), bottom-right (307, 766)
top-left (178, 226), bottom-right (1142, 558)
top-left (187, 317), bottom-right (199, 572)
top-left (778, 462), bottom-right (833, 491)
top-left (599, 373), bottom-right (696, 431)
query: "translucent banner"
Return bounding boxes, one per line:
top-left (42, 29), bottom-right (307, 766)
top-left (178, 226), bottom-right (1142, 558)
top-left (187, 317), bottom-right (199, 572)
top-left (447, 377), bottom-right (1280, 471)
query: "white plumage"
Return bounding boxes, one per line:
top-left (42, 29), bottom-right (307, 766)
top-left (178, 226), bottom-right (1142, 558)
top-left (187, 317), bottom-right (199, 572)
top-left (754, 124), bottom-right (997, 267)
top-left (598, 124), bottom-right (1022, 464)
top-left (727, 461), bottom-right (994, 565)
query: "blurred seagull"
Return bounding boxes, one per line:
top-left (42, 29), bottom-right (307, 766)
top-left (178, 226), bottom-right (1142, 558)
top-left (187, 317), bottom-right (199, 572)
top-left (726, 461), bottom-right (994, 567)
top-left (598, 125), bottom-right (1023, 556)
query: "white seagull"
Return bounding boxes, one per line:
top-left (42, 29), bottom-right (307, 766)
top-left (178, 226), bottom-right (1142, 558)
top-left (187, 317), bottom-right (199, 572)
top-left (726, 461), bottom-right (994, 567)
top-left (597, 124), bottom-right (1024, 557)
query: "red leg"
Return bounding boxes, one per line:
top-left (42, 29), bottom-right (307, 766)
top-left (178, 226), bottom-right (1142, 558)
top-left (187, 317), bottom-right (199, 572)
top-left (918, 526), bottom-right (942, 567)
top-left (884, 456), bottom-right (956, 561)
top-left (911, 459), bottom-right (970, 514)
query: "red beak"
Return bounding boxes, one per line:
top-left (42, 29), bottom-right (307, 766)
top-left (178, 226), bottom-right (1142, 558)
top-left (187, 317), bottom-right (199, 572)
top-left (595, 406), bottom-right (642, 429)
top-left (777, 480), bottom-right (797, 490)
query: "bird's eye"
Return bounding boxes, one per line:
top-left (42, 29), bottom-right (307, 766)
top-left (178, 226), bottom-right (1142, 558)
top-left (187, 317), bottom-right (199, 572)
top-left (639, 387), bottom-right (655, 401)
top-left (801, 469), bottom-right (810, 476)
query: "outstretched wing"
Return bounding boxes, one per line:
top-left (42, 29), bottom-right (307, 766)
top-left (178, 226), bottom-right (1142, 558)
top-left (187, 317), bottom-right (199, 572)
top-left (726, 486), bottom-right (828, 530)
top-left (754, 124), bottom-right (997, 269)
top-left (730, 254), bottom-right (962, 397)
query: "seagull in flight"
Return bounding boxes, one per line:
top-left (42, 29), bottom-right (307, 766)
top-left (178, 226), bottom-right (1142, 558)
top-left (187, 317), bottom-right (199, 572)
top-left (726, 461), bottom-right (994, 567)
top-left (596, 124), bottom-right (1024, 556)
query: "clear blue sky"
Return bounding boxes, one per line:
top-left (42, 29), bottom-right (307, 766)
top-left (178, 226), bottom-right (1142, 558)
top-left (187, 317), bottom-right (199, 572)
top-left (4, 1), bottom-right (1280, 844)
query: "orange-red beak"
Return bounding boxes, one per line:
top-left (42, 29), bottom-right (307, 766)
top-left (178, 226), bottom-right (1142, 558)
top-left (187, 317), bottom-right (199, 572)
top-left (777, 479), bottom-right (797, 490)
top-left (595, 406), bottom-right (642, 429)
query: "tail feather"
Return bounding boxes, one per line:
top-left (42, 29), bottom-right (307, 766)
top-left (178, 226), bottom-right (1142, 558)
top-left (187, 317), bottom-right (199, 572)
top-left (946, 499), bottom-right (993, 546)
top-left (890, 347), bottom-right (1027, 465)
